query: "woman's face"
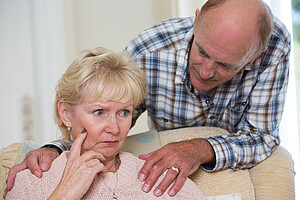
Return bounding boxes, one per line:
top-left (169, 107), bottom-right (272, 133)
top-left (68, 97), bottom-right (133, 160)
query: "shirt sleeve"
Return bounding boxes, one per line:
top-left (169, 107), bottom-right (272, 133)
top-left (205, 19), bottom-right (291, 171)
top-left (42, 139), bottom-right (72, 152)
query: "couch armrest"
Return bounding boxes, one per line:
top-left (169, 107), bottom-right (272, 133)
top-left (0, 143), bottom-right (23, 200)
top-left (249, 146), bottom-right (295, 200)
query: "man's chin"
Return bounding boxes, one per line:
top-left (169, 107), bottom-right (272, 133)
top-left (193, 83), bottom-right (216, 92)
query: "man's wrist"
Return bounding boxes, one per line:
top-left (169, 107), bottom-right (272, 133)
top-left (41, 145), bottom-right (62, 155)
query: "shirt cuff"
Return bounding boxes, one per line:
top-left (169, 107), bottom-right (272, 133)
top-left (203, 136), bottom-right (235, 171)
top-left (42, 139), bottom-right (72, 152)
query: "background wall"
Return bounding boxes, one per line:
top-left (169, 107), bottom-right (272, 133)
top-left (0, 0), bottom-right (206, 148)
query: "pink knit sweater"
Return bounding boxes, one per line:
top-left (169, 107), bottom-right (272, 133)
top-left (6, 151), bottom-right (207, 200)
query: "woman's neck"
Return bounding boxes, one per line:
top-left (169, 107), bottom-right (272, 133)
top-left (102, 154), bottom-right (121, 173)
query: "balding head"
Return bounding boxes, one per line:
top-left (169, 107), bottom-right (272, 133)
top-left (194, 0), bottom-right (274, 66)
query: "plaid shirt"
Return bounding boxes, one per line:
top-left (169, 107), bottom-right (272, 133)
top-left (48, 16), bottom-right (290, 171)
top-left (124, 16), bottom-right (291, 171)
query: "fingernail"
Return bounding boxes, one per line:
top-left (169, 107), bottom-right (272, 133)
top-left (41, 163), bottom-right (49, 171)
top-left (138, 173), bottom-right (145, 181)
top-left (154, 189), bottom-right (162, 197)
top-left (142, 183), bottom-right (150, 193)
top-left (169, 189), bottom-right (175, 196)
top-left (34, 171), bottom-right (41, 177)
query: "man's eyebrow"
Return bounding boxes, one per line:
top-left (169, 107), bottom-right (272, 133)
top-left (196, 42), bottom-right (237, 69)
top-left (196, 42), bottom-right (210, 58)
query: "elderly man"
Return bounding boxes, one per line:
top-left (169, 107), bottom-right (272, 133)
top-left (4, 0), bottom-right (290, 198)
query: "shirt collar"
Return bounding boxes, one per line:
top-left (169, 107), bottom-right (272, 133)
top-left (175, 27), bottom-right (194, 84)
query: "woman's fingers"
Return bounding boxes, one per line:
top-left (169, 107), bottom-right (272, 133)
top-left (69, 132), bottom-right (87, 156)
top-left (81, 150), bottom-right (106, 163)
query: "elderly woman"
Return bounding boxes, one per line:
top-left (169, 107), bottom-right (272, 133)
top-left (6, 47), bottom-right (207, 200)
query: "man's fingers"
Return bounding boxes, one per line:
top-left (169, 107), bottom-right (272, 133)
top-left (26, 152), bottom-right (43, 178)
top-left (139, 152), bottom-right (154, 160)
top-left (167, 173), bottom-right (188, 197)
top-left (138, 151), bottom-right (161, 181)
top-left (141, 159), bottom-right (168, 193)
top-left (39, 149), bottom-right (60, 172)
top-left (153, 167), bottom-right (179, 197)
top-left (5, 161), bottom-right (27, 193)
top-left (70, 132), bottom-right (87, 156)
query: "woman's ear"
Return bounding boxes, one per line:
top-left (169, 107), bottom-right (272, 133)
top-left (57, 100), bottom-right (71, 126)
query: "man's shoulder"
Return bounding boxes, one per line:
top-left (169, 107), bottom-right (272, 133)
top-left (125, 17), bottom-right (194, 56)
top-left (271, 17), bottom-right (291, 45)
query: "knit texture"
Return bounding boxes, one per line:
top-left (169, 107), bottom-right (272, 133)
top-left (6, 151), bottom-right (207, 200)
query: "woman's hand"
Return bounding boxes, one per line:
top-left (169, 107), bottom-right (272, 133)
top-left (48, 132), bottom-right (106, 200)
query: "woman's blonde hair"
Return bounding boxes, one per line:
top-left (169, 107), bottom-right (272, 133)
top-left (54, 47), bottom-right (148, 140)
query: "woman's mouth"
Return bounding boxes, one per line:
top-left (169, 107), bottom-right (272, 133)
top-left (102, 141), bottom-right (118, 146)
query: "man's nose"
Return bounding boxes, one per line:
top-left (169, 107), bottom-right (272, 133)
top-left (200, 59), bottom-right (216, 79)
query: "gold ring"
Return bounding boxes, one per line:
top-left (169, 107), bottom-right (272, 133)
top-left (169, 166), bottom-right (179, 174)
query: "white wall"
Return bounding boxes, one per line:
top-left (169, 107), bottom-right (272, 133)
top-left (0, 0), bottom-right (35, 147)
top-left (0, 0), bottom-right (188, 148)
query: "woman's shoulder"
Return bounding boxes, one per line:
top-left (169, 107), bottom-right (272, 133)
top-left (118, 151), bottom-right (145, 173)
top-left (5, 151), bottom-right (67, 199)
top-left (119, 151), bottom-right (144, 165)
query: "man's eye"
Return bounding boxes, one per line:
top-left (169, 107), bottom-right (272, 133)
top-left (219, 63), bottom-right (233, 71)
top-left (198, 51), bottom-right (207, 58)
top-left (93, 109), bottom-right (103, 116)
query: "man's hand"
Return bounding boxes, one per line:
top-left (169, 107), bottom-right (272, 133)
top-left (138, 138), bottom-right (215, 197)
top-left (4, 146), bottom-right (60, 198)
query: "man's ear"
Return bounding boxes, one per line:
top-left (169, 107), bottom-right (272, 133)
top-left (247, 47), bottom-right (268, 65)
top-left (193, 8), bottom-right (200, 27)
top-left (57, 100), bottom-right (71, 126)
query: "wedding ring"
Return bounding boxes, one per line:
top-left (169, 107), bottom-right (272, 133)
top-left (169, 166), bottom-right (179, 175)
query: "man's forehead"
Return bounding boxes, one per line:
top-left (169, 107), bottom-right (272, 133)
top-left (195, 40), bottom-right (239, 69)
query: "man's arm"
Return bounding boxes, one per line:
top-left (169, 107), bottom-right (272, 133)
top-left (134, 17), bottom-right (291, 197)
top-left (205, 18), bottom-right (291, 171)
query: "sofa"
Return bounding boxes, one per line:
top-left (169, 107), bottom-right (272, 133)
top-left (0, 127), bottom-right (295, 200)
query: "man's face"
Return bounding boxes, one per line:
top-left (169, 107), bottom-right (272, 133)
top-left (189, 11), bottom-right (254, 92)
top-left (188, 37), bottom-right (244, 92)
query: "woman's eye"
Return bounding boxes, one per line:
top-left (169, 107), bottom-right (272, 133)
top-left (120, 110), bottom-right (130, 117)
top-left (93, 109), bottom-right (104, 116)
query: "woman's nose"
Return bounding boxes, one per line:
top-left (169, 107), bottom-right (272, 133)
top-left (105, 116), bottom-right (119, 135)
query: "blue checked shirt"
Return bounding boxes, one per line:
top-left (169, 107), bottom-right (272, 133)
top-left (47, 16), bottom-right (290, 171)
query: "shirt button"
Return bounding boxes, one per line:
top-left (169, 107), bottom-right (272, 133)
top-left (209, 116), bottom-right (215, 120)
top-left (163, 118), bottom-right (168, 122)
top-left (206, 100), bottom-right (210, 104)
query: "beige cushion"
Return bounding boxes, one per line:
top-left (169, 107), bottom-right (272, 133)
top-left (159, 127), bottom-right (255, 199)
top-left (0, 143), bottom-right (23, 200)
top-left (249, 146), bottom-right (295, 200)
top-left (122, 129), bottom-right (161, 156)
top-left (0, 127), bottom-right (295, 200)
